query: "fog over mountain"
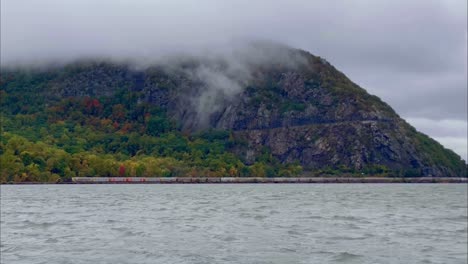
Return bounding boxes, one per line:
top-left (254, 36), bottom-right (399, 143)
top-left (1, 0), bottom-right (466, 159)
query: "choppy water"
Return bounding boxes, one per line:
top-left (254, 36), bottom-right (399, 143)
top-left (1, 184), bottom-right (467, 264)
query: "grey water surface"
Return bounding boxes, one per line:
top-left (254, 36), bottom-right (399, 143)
top-left (1, 184), bottom-right (467, 264)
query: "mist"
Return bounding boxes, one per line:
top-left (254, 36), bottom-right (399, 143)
top-left (1, 0), bottom-right (466, 159)
top-left (155, 42), bottom-right (308, 129)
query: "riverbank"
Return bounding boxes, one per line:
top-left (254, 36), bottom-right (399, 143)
top-left (4, 177), bottom-right (465, 184)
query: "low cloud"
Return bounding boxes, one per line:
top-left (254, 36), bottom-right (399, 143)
top-left (1, 0), bottom-right (466, 157)
top-left (168, 42), bottom-right (307, 129)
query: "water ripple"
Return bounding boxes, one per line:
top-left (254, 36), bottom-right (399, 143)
top-left (1, 184), bottom-right (467, 264)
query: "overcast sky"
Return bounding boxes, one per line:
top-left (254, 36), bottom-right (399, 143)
top-left (1, 0), bottom-right (467, 159)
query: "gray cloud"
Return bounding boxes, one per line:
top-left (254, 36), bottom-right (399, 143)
top-left (434, 136), bottom-right (467, 161)
top-left (1, 0), bottom-right (466, 157)
top-left (347, 69), bottom-right (467, 120)
top-left (406, 118), bottom-right (467, 139)
top-left (407, 117), bottom-right (467, 160)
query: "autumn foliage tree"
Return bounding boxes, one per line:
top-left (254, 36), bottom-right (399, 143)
top-left (119, 165), bottom-right (126, 177)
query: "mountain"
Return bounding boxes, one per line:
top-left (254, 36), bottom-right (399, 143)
top-left (1, 44), bottom-right (466, 182)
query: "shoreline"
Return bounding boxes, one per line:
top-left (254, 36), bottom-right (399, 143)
top-left (2, 177), bottom-right (467, 184)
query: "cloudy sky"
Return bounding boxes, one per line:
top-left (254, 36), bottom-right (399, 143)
top-left (1, 0), bottom-right (467, 159)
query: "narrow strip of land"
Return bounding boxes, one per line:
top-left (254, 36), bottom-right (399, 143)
top-left (63, 177), bottom-right (468, 184)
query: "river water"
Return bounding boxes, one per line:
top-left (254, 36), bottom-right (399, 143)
top-left (1, 184), bottom-right (467, 264)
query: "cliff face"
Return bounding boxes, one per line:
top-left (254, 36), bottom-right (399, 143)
top-left (2, 45), bottom-right (466, 177)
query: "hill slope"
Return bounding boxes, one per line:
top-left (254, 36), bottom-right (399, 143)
top-left (1, 44), bottom-right (466, 182)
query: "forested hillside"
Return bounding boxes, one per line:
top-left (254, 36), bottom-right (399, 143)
top-left (1, 45), bottom-right (466, 182)
top-left (1, 89), bottom-right (303, 183)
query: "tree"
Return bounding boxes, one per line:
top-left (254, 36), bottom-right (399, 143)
top-left (146, 116), bottom-right (171, 137)
top-left (119, 165), bottom-right (126, 177)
